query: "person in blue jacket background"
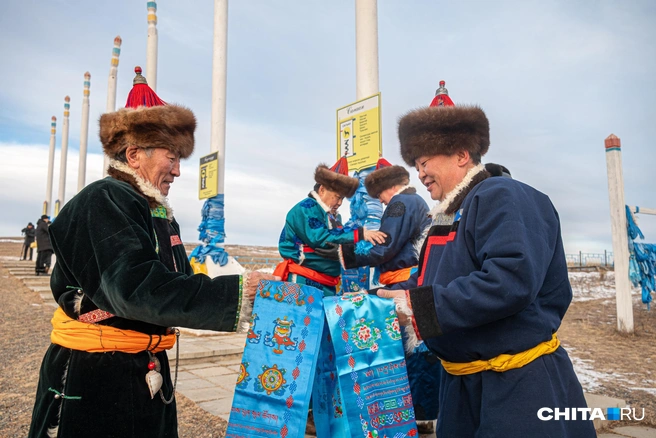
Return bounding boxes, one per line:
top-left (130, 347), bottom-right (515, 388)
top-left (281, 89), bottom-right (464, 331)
top-left (335, 159), bottom-right (431, 287)
top-left (378, 104), bottom-right (596, 437)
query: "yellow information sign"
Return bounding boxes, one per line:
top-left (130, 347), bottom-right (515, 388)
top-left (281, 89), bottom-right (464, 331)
top-left (336, 93), bottom-right (382, 172)
top-left (198, 152), bottom-right (219, 200)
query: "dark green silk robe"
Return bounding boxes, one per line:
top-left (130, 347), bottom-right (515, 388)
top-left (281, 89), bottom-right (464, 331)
top-left (29, 174), bottom-right (244, 438)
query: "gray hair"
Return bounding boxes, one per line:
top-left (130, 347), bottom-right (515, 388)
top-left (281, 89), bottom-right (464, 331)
top-left (115, 147), bottom-right (154, 163)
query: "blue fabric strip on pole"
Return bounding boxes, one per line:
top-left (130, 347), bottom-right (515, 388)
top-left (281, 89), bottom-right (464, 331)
top-left (189, 194), bottom-right (229, 266)
top-left (625, 205), bottom-right (655, 308)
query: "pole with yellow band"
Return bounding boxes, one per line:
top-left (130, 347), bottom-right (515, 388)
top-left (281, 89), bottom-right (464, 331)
top-left (440, 333), bottom-right (560, 375)
top-left (189, 257), bottom-right (209, 275)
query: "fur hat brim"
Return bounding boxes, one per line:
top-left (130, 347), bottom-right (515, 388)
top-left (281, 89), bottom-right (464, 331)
top-left (364, 165), bottom-right (409, 198)
top-left (398, 105), bottom-right (489, 166)
top-left (99, 105), bottom-right (196, 159)
top-left (314, 164), bottom-right (360, 198)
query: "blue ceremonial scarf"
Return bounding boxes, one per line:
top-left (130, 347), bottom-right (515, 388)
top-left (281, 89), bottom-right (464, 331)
top-left (228, 285), bottom-right (417, 438)
top-left (226, 281), bottom-right (325, 438)
top-left (314, 293), bottom-right (418, 437)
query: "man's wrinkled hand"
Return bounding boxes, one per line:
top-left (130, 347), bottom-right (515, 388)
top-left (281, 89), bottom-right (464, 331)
top-left (363, 229), bottom-right (387, 245)
top-left (245, 271), bottom-right (281, 302)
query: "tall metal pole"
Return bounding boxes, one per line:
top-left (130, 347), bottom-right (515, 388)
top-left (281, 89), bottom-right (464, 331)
top-left (339, 0), bottom-right (382, 292)
top-left (604, 134), bottom-right (633, 333)
top-left (103, 36), bottom-right (122, 177)
top-left (44, 116), bottom-right (57, 217)
top-left (355, 0), bottom-right (379, 99)
top-left (78, 72), bottom-right (91, 192)
top-left (55, 96), bottom-right (71, 217)
top-left (146, 1), bottom-right (158, 91)
top-left (211, 0), bottom-right (228, 193)
top-left (189, 0), bottom-right (232, 273)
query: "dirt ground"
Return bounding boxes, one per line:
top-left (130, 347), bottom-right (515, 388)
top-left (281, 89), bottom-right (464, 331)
top-left (1, 238), bottom-right (654, 436)
top-left (559, 283), bottom-right (656, 429)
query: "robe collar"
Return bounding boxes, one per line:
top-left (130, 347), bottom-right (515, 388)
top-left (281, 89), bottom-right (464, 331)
top-left (309, 190), bottom-right (332, 213)
top-left (390, 184), bottom-right (415, 199)
top-left (429, 163), bottom-right (489, 218)
top-left (108, 159), bottom-right (173, 220)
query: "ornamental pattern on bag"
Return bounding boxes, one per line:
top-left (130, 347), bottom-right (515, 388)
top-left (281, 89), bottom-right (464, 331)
top-left (255, 364), bottom-right (288, 396)
top-left (247, 313), bottom-right (262, 344)
top-left (264, 317), bottom-right (298, 354)
top-left (340, 292), bottom-right (365, 308)
top-left (236, 362), bottom-right (251, 389)
top-left (259, 281), bottom-right (308, 307)
top-left (279, 292), bottom-right (317, 438)
top-left (384, 311), bottom-right (401, 341)
top-left (351, 318), bottom-right (382, 352)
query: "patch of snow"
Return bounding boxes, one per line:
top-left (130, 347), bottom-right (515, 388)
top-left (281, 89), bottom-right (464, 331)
top-left (631, 387), bottom-right (656, 396)
top-left (568, 354), bottom-right (612, 392)
top-left (568, 271), bottom-right (640, 302)
top-left (0, 239), bottom-right (23, 243)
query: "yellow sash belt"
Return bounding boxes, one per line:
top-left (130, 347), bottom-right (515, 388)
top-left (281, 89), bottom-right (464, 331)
top-left (441, 333), bottom-right (560, 375)
top-left (50, 307), bottom-right (176, 353)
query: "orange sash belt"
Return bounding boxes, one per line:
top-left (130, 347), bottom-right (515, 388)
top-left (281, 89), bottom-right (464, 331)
top-left (50, 307), bottom-right (176, 353)
top-left (274, 259), bottom-right (340, 287)
top-left (379, 266), bottom-right (416, 285)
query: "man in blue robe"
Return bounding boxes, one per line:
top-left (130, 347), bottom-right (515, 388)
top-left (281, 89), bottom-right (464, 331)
top-left (378, 105), bottom-right (596, 437)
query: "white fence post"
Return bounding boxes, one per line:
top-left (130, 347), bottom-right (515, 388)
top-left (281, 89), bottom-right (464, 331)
top-left (604, 134), bottom-right (633, 333)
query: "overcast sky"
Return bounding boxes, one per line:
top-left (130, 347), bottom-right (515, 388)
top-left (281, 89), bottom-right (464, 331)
top-left (1, 0), bottom-right (654, 256)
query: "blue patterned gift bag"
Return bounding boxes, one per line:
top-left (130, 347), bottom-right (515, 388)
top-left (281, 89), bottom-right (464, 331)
top-left (226, 280), bottom-right (325, 438)
top-left (315, 293), bottom-right (418, 438)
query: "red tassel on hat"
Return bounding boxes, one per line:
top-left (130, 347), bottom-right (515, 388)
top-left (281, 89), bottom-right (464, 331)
top-left (125, 66), bottom-right (166, 109)
top-left (375, 158), bottom-right (392, 169)
top-left (429, 80), bottom-right (455, 107)
top-left (330, 156), bottom-right (350, 176)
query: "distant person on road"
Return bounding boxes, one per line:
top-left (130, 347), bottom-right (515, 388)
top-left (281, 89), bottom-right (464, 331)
top-left (28, 67), bottom-right (278, 438)
top-left (377, 104), bottom-right (596, 437)
top-left (21, 222), bottom-right (36, 261)
top-left (34, 215), bottom-right (52, 275)
top-left (275, 158), bottom-right (386, 297)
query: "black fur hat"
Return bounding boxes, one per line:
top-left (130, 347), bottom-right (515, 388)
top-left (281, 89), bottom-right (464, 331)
top-left (364, 165), bottom-right (409, 198)
top-left (398, 105), bottom-right (489, 166)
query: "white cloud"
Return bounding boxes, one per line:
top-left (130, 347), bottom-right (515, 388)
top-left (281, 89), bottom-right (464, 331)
top-left (1, 0), bottom-right (656, 257)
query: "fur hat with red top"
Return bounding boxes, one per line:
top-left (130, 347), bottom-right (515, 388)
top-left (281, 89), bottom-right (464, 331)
top-left (314, 157), bottom-right (360, 198)
top-left (398, 80), bottom-right (489, 166)
top-left (99, 66), bottom-right (196, 159)
top-left (364, 158), bottom-right (410, 199)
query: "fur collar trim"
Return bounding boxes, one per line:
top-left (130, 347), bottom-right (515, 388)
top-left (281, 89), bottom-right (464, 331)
top-left (390, 184), bottom-right (413, 199)
top-left (108, 159), bottom-right (173, 220)
top-left (309, 190), bottom-right (331, 213)
top-left (429, 163), bottom-right (487, 218)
